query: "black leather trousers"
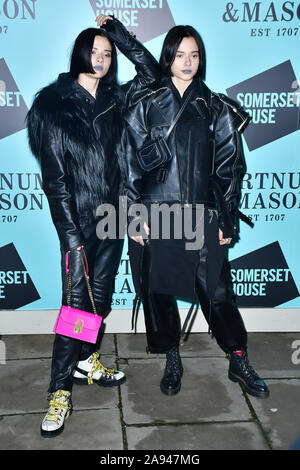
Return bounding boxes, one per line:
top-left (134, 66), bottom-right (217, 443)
top-left (141, 242), bottom-right (247, 355)
top-left (48, 223), bottom-right (123, 393)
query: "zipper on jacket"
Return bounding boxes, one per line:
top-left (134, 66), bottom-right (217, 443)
top-left (174, 126), bottom-right (183, 204)
top-left (226, 131), bottom-right (240, 200)
top-left (187, 130), bottom-right (192, 201)
top-left (92, 103), bottom-right (116, 131)
top-left (172, 92), bottom-right (194, 204)
top-left (130, 87), bottom-right (168, 107)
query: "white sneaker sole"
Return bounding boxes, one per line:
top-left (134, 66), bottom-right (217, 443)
top-left (40, 409), bottom-right (72, 438)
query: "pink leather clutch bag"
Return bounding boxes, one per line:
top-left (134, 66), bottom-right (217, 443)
top-left (53, 305), bottom-right (102, 344)
top-left (53, 247), bottom-right (102, 344)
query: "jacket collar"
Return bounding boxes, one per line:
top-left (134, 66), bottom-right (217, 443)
top-left (56, 73), bottom-right (79, 99)
top-left (55, 73), bottom-right (120, 115)
top-left (159, 75), bottom-right (211, 105)
top-left (194, 79), bottom-right (212, 106)
top-left (143, 76), bottom-right (212, 126)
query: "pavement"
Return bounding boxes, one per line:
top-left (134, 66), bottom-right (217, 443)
top-left (1, 331), bottom-right (300, 452)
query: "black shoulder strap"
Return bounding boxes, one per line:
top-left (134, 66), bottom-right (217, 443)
top-left (165, 91), bottom-right (193, 140)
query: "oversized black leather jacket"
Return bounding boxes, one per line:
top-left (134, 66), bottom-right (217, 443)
top-left (27, 19), bottom-right (160, 252)
top-left (124, 76), bottom-right (249, 238)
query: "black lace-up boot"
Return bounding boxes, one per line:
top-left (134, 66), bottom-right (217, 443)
top-left (228, 351), bottom-right (270, 398)
top-left (160, 346), bottom-right (183, 396)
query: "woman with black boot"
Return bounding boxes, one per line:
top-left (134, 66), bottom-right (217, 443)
top-left (124, 25), bottom-right (270, 399)
top-left (27, 15), bottom-right (160, 437)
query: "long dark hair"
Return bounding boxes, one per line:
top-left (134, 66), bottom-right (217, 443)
top-left (69, 28), bottom-right (117, 84)
top-left (159, 25), bottom-right (206, 80)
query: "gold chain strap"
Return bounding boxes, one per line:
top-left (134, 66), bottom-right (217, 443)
top-left (66, 249), bottom-right (98, 315)
top-left (66, 256), bottom-right (72, 307)
top-left (80, 252), bottom-right (98, 315)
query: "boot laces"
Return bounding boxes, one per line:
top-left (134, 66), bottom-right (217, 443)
top-left (236, 353), bottom-right (258, 380)
top-left (45, 390), bottom-right (71, 424)
top-left (166, 347), bottom-right (183, 377)
top-left (87, 352), bottom-right (115, 385)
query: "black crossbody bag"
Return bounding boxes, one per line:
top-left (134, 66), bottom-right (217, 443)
top-left (136, 92), bottom-right (192, 173)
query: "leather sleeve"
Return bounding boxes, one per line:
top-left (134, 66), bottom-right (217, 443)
top-left (29, 114), bottom-right (84, 252)
top-left (122, 99), bottom-right (150, 220)
top-left (123, 118), bottom-right (146, 209)
top-left (211, 97), bottom-right (247, 238)
top-left (102, 18), bottom-right (160, 88)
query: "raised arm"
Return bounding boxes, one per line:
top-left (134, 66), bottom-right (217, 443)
top-left (97, 15), bottom-right (161, 87)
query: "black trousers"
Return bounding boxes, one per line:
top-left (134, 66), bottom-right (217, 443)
top-left (48, 223), bottom-right (123, 393)
top-left (141, 242), bottom-right (247, 355)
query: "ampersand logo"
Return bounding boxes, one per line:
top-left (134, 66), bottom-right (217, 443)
top-left (222, 2), bottom-right (239, 22)
top-left (222, 1), bottom-right (300, 23)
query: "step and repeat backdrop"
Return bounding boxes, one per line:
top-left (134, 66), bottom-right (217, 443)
top-left (0, 0), bottom-right (299, 332)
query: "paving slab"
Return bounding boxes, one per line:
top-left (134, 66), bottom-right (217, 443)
top-left (120, 357), bottom-right (252, 425)
top-left (0, 358), bottom-right (51, 414)
top-left (246, 378), bottom-right (300, 450)
top-left (2, 332), bottom-right (116, 360)
top-left (126, 421), bottom-right (270, 450)
top-left (2, 334), bottom-right (54, 360)
top-left (0, 357), bottom-right (120, 415)
top-left (0, 409), bottom-right (123, 450)
top-left (179, 332), bottom-right (225, 357)
top-left (116, 333), bottom-right (224, 359)
top-left (246, 333), bottom-right (300, 378)
top-left (116, 333), bottom-right (163, 359)
top-left (1, 332), bottom-right (299, 452)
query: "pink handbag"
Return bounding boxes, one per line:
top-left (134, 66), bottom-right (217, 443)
top-left (53, 248), bottom-right (102, 344)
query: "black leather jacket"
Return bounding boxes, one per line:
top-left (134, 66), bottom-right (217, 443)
top-left (124, 76), bottom-right (249, 238)
top-left (27, 19), bottom-right (160, 252)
